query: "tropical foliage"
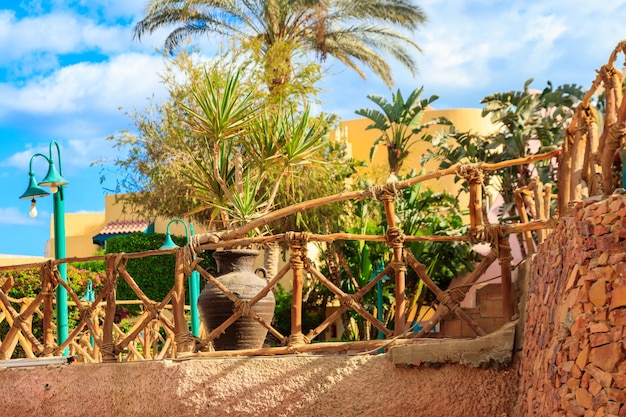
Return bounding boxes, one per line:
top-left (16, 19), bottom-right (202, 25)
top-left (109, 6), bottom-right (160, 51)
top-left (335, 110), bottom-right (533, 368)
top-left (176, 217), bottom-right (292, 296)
top-left (424, 79), bottom-right (584, 219)
top-left (106, 52), bottom-right (354, 235)
top-left (134, 0), bottom-right (428, 95)
top-left (480, 79), bottom-right (584, 188)
top-left (316, 174), bottom-right (476, 340)
top-left (178, 67), bottom-right (350, 233)
top-left (356, 87), bottom-right (451, 175)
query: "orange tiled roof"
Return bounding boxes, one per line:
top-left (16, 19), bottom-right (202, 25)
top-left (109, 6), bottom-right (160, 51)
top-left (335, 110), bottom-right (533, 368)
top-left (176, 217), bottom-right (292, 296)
top-left (97, 219), bottom-right (151, 235)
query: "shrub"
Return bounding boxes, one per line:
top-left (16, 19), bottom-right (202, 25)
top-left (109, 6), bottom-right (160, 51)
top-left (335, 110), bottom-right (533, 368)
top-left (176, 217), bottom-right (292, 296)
top-left (105, 232), bottom-right (215, 304)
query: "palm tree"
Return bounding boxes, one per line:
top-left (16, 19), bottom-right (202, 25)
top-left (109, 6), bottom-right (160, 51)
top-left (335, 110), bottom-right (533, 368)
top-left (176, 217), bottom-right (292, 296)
top-left (355, 87), bottom-right (450, 175)
top-left (133, 0), bottom-right (427, 92)
top-left (480, 79), bottom-right (584, 209)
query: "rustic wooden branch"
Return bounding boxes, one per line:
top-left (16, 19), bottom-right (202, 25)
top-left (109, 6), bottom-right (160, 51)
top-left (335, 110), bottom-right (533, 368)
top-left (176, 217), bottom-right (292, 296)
top-left (514, 191), bottom-right (535, 254)
top-left (289, 240), bottom-right (305, 340)
top-left (307, 264), bottom-right (391, 338)
top-left (499, 236), bottom-right (514, 322)
top-left (0, 289), bottom-right (46, 358)
top-left (41, 263), bottom-right (55, 355)
top-left (194, 149), bottom-right (562, 244)
top-left (172, 249), bottom-right (194, 354)
top-left (101, 255), bottom-right (119, 362)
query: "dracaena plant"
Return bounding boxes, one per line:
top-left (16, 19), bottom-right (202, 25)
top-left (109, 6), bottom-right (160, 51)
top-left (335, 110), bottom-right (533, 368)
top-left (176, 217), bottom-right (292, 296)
top-left (177, 67), bottom-right (330, 236)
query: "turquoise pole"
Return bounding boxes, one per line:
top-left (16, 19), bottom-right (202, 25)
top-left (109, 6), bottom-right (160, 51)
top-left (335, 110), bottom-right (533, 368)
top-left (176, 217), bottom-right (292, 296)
top-left (161, 219), bottom-right (201, 337)
top-left (20, 141), bottom-right (70, 356)
top-left (189, 223), bottom-right (201, 338)
top-left (54, 186), bottom-right (69, 355)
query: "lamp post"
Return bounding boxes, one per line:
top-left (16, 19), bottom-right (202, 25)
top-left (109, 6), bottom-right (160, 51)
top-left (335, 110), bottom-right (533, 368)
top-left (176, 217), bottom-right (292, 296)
top-left (160, 219), bottom-right (201, 337)
top-left (19, 140), bottom-right (69, 355)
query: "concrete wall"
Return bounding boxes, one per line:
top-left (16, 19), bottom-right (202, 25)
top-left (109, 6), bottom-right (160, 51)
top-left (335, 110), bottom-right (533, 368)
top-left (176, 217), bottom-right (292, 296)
top-left (0, 354), bottom-right (518, 417)
top-left (515, 194), bottom-right (626, 416)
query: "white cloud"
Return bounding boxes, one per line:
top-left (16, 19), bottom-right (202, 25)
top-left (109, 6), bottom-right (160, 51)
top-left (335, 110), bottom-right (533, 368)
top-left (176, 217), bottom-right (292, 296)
top-left (1, 135), bottom-right (121, 174)
top-left (0, 10), bottom-right (135, 67)
top-left (0, 207), bottom-right (46, 226)
top-left (0, 53), bottom-right (166, 116)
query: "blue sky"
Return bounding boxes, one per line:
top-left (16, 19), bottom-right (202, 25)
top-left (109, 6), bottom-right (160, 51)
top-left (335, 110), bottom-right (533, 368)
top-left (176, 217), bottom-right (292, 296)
top-left (1, 0), bottom-right (626, 257)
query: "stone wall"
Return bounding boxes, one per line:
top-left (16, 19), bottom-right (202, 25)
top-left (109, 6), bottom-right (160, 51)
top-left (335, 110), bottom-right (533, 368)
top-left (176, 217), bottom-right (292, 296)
top-left (516, 195), bottom-right (626, 416)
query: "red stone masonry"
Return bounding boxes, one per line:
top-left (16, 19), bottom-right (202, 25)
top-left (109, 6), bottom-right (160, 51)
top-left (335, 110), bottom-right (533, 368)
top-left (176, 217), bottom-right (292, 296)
top-left (515, 194), bottom-right (626, 417)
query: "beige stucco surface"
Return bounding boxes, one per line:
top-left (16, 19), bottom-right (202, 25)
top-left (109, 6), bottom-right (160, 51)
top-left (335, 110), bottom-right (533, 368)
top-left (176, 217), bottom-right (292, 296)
top-left (0, 354), bottom-right (518, 417)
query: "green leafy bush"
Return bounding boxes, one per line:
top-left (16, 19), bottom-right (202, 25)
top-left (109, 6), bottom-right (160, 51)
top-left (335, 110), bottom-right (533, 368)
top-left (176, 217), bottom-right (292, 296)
top-left (105, 232), bottom-right (215, 304)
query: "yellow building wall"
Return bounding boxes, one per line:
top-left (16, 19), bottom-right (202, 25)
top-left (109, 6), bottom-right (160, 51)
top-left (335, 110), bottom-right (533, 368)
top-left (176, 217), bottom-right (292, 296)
top-left (105, 194), bottom-right (212, 236)
top-left (48, 212), bottom-right (106, 258)
top-left (0, 255), bottom-right (49, 266)
top-left (338, 108), bottom-right (496, 191)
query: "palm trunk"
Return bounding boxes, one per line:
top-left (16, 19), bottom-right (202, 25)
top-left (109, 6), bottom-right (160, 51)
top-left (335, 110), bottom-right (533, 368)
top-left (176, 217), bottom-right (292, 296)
top-left (387, 146), bottom-right (404, 174)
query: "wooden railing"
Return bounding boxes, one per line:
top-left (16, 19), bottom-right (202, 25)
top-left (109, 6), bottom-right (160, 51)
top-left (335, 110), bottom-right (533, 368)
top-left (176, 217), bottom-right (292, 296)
top-left (3, 39), bottom-right (625, 361)
top-left (0, 151), bottom-right (561, 362)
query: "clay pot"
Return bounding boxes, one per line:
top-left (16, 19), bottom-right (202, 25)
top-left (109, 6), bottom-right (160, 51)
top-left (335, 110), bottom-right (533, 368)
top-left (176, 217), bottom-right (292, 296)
top-left (198, 249), bottom-right (275, 350)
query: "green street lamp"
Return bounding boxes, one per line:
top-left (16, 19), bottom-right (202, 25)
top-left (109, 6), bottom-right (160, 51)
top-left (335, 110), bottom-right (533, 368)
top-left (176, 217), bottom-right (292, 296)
top-left (160, 219), bottom-right (201, 337)
top-left (20, 140), bottom-right (69, 355)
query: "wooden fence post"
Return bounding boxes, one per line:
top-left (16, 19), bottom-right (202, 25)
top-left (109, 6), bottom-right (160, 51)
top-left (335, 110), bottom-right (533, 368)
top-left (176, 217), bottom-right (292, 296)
top-left (173, 248), bottom-right (194, 354)
top-left (288, 236), bottom-right (305, 344)
top-left (499, 236), bottom-right (514, 322)
top-left (377, 185), bottom-right (406, 336)
top-left (41, 262), bottom-right (55, 355)
top-left (101, 255), bottom-right (118, 362)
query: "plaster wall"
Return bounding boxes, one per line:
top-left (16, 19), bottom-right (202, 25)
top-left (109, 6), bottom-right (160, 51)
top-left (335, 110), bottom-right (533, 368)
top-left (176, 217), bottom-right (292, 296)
top-left (0, 354), bottom-right (518, 417)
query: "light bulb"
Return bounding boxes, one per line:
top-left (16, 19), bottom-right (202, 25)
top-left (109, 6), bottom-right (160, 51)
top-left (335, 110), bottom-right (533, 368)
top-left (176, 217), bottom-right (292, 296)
top-left (29, 199), bottom-right (37, 218)
top-left (49, 185), bottom-right (58, 193)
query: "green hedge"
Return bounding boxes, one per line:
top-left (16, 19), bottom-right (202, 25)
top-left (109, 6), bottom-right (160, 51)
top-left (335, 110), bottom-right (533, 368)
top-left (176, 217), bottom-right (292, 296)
top-left (105, 233), bottom-right (216, 304)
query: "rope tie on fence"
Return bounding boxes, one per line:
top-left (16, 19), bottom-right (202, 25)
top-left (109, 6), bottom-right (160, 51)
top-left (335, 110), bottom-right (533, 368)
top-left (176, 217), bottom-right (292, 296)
top-left (370, 182), bottom-right (398, 202)
top-left (182, 245), bottom-right (202, 277)
top-left (286, 231), bottom-right (310, 246)
top-left (289, 252), bottom-right (304, 270)
top-left (385, 226), bottom-right (405, 249)
top-left (233, 298), bottom-right (251, 317)
top-left (456, 163), bottom-right (484, 184)
top-left (147, 303), bottom-right (160, 320)
top-left (498, 236), bottom-right (514, 265)
top-left (101, 342), bottom-right (116, 357)
top-left (43, 260), bottom-right (54, 280)
top-left (286, 333), bottom-right (310, 346)
top-left (114, 253), bottom-right (126, 273)
top-left (175, 331), bottom-right (195, 345)
top-left (188, 234), bottom-right (203, 255)
top-left (302, 255), bottom-right (313, 271)
top-left (340, 295), bottom-right (356, 309)
top-left (436, 287), bottom-right (467, 311)
top-left (468, 223), bottom-right (504, 245)
top-left (391, 260), bottom-right (407, 273)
